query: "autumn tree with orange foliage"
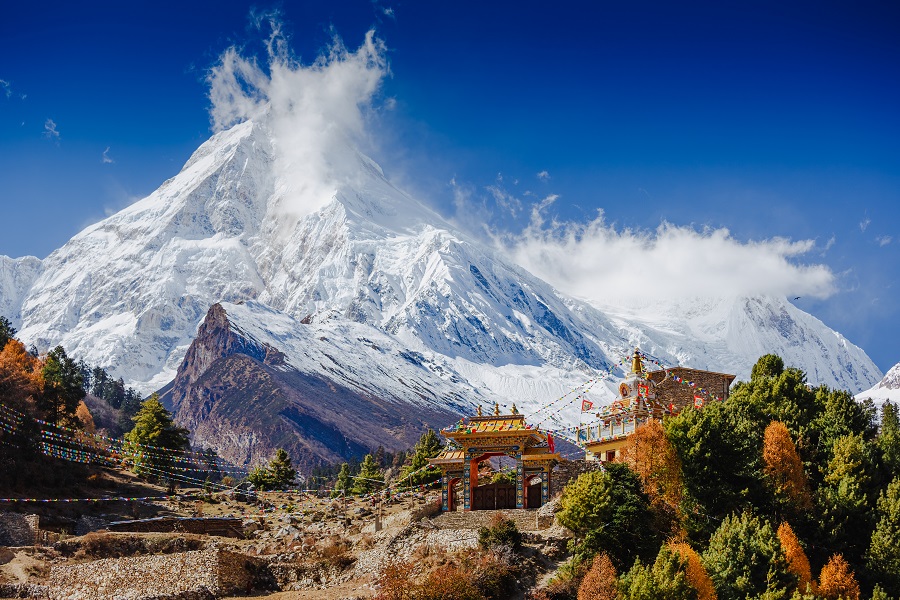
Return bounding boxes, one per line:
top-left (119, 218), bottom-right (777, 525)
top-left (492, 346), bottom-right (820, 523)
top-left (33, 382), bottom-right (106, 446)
top-left (762, 420), bottom-right (812, 510)
top-left (817, 554), bottom-right (860, 600)
top-left (0, 339), bottom-right (43, 413)
top-left (577, 552), bottom-right (618, 600)
top-left (668, 541), bottom-right (717, 600)
top-left (776, 522), bottom-right (812, 594)
top-left (620, 420), bottom-right (684, 535)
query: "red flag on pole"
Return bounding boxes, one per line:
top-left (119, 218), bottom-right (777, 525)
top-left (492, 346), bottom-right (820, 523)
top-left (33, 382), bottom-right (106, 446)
top-left (581, 399), bottom-right (594, 412)
top-left (694, 396), bottom-right (704, 408)
top-left (547, 433), bottom-right (555, 453)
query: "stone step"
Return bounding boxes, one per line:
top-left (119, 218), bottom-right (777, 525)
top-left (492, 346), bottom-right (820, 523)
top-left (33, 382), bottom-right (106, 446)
top-left (431, 508), bottom-right (545, 531)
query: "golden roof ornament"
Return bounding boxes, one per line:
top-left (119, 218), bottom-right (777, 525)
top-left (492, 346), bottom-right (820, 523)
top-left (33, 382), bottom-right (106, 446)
top-left (476, 405), bottom-right (483, 417)
top-left (494, 402), bottom-right (500, 416)
top-left (631, 347), bottom-right (644, 376)
top-left (511, 403), bottom-right (519, 415)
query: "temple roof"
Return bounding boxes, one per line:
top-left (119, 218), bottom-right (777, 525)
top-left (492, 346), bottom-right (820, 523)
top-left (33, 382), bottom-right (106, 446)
top-left (442, 414), bottom-right (531, 435)
top-left (429, 445), bottom-right (559, 466)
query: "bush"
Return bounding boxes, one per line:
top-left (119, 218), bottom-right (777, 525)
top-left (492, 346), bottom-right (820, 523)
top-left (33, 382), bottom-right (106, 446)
top-left (375, 559), bottom-right (416, 600)
top-left (478, 513), bottom-right (522, 551)
top-left (418, 563), bottom-right (485, 600)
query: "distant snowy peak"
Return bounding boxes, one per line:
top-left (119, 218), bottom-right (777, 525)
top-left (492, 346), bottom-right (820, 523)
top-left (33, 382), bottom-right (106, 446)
top-left (879, 363), bottom-right (900, 390)
top-left (857, 362), bottom-right (900, 407)
top-left (589, 295), bottom-right (880, 393)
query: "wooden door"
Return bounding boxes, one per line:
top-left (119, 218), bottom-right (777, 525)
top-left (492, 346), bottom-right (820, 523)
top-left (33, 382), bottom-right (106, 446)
top-left (527, 482), bottom-right (542, 508)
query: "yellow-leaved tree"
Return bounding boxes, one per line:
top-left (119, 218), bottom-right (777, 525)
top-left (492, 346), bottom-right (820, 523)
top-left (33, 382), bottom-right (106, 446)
top-left (777, 522), bottom-right (813, 594)
top-left (762, 420), bottom-right (812, 510)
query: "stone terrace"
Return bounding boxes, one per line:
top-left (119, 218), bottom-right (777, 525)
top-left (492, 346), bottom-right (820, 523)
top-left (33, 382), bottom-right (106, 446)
top-left (47, 549), bottom-right (255, 600)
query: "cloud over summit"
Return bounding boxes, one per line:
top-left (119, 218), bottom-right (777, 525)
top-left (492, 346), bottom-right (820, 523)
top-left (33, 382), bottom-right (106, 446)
top-left (501, 209), bottom-right (836, 304)
top-left (207, 19), bottom-right (388, 222)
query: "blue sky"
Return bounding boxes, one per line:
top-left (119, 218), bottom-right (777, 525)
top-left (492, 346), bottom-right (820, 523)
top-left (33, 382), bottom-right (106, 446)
top-left (1, 1), bottom-right (898, 373)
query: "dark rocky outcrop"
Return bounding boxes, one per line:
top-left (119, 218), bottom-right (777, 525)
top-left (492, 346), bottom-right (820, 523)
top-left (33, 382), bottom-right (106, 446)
top-left (161, 303), bottom-right (459, 471)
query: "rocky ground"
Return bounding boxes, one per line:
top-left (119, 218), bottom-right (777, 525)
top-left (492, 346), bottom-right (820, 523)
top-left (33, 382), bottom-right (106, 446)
top-left (0, 471), bottom-right (573, 599)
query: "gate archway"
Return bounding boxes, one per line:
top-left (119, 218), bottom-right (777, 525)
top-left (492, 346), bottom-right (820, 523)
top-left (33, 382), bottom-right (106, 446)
top-left (430, 404), bottom-right (559, 511)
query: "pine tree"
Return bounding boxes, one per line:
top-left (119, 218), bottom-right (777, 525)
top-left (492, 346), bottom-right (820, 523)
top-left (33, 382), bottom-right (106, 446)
top-left (763, 421), bottom-right (812, 510)
top-left (557, 463), bottom-right (659, 570)
top-left (752, 354), bottom-right (785, 380)
top-left (267, 448), bottom-right (296, 489)
top-left (577, 552), bottom-right (618, 600)
top-left (124, 393), bottom-right (189, 480)
top-left (817, 554), bottom-right (860, 600)
top-left (617, 545), bottom-right (698, 600)
top-left (247, 449), bottom-right (296, 490)
top-left (39, 345), bottom-right (86, 426)
top-left (867, 477), bottom-right (900, 596)
top-left (818, 434), bottom-right (874, 561)
top-left (702, 511), bottom-right (796, 600)
top-left (353, 453), bottom-right (384, 495)
top-left (879, 402), bottom-right (900, 481)
top-left (0, 316), bottom-right (16, 350)
top-left (331, 463), bottom-right (352, 498)
top-left (665, 398), bottom-right (766, 541)
top-left (400, 429), bottom-right (443, 486)
top-left (777, 522), bottom-right (812, 594)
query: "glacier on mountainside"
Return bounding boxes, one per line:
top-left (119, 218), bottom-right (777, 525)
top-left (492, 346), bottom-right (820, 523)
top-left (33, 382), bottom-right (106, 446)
top-left (0, 255), bottom-right (42, 327)
top-left (1, 116), bottom-right (882, 434)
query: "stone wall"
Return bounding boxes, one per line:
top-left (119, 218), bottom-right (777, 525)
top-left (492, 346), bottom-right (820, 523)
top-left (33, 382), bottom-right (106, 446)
top-left (648, 367), bottom-right (734, 410)
top-left (0, 582), bottom-right (50, 598)
top-left (48, 549), bottom-right (255, 600)
top-left (549, 459), bottom-right (601, 498)
top-left (106, 517), bottom-right (244, 538)
top-left (0, 513), bottom-right (39, 546)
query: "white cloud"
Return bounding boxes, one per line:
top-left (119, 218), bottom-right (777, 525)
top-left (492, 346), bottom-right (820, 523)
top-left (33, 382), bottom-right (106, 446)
top-left (43, 118), bottom-right (60, 142)
top-left (207, 19), bottom-right (388, 225)
top-left (537, 170), bottom-right (550, 181)
top-left (101, 147), bottom-right (114, 164)
top-left (860, 216), bottom-right (871, 232)
top-left (824, 235), bottom-right (836, 251)
top-left (486, 185), bottom-right (522, 216)
top-left (501, 208), bottom-right (836, 302)
top-left (877, 235), bottom-right (892, 247)
top-left (0, 79), bottom-right (10, 98)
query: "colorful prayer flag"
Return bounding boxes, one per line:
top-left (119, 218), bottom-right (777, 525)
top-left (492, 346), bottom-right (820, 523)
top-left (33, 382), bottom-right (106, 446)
top-left (581, 399), bottom-right (594, 411)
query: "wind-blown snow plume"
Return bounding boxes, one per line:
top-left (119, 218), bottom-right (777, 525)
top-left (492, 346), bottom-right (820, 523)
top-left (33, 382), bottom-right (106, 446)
top-left (208, 19), bottom-right (388, 224)
top-left (504, 209), bottom-right (835, 303)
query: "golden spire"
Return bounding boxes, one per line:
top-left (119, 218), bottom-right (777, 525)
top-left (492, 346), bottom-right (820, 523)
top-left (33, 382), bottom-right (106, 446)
top-left (631, 348), bottom-right (644, 375)
top-left (476, 405), bottom-right (483, 417)
top-left (511, 403), bottom-right (519, 415)
top-left (494, 402), bottom-right (500, 416)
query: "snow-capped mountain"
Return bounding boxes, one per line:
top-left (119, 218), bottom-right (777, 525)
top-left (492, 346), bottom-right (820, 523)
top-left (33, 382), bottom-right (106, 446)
top-left (857, 363), bottom-right (900, 408)
top-left (1, 117), bottom-right (883, 441)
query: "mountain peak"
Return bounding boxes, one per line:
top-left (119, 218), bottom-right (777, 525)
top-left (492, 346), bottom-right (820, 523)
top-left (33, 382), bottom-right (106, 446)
top-left (7, 118), bottom-right (882, 426)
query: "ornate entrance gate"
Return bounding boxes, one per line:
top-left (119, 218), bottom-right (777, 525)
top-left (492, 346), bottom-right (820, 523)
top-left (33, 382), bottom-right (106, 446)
top-left (472, 483), bottom-right (517, 510)
top-left (429, 403), bottom-right (560, 512)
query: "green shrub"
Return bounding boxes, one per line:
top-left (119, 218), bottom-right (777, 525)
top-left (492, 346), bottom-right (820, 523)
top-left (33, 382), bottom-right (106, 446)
top-left (478, 513), bottom-right (522, 551)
